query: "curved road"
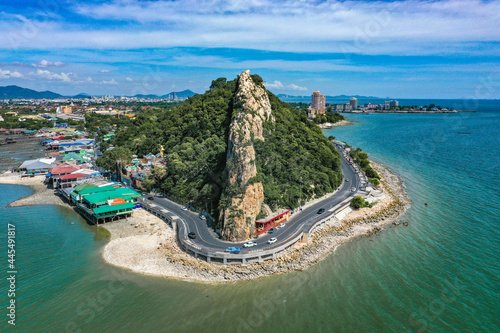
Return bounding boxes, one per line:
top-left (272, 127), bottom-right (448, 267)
top-left (142, 145), bottom-right (360, 252)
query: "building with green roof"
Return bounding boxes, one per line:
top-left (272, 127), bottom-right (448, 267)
top-left (73, 185), bottom-right (141, 224)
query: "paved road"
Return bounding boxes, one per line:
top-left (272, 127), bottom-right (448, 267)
top-left (142, 145), bottom-right (359, 252)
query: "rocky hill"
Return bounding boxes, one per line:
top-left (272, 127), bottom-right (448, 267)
top-left (221, 70), bottom-right (273, 240)
top-left (108, 70), bottom-right (343, 241)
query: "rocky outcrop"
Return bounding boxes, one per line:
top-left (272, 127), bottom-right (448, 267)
top-left (221, 70), bottom-right (273, 241)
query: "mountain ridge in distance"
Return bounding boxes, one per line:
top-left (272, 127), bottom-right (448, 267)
top-left (0, 85), bottom-right (198, 99)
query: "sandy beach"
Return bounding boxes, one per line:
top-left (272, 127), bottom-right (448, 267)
top-left (318, 120), bottom-right (354, 129)
top-left (0, 173), bottom-right (71, 208)
top-left (100, 160), bottom-right (410, 283)
top-left (0, 162), bottom-right (409, 284)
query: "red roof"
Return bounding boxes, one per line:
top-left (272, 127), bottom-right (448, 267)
top-left (50, 162), bottom-right (81, 175)
top-left (59, 173), bottom-right (86, 180)
top-left (256, 210), bottom-right (291, 224)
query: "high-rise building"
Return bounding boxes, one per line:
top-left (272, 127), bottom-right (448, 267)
top-left (309, 91), bottom-right (326, 117)
top-left (350, 97), bottom-right (358, 109)
top-left (384, 100), bottom-right (399, 110)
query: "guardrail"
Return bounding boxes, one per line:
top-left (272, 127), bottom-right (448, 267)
top-left (139, 146), bottom-right (363, 265)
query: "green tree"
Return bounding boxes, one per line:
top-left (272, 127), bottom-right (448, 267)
top-left (96, 146), bottom-right (132, 174)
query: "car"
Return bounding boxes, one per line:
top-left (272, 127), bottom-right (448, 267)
top-left (147, 196), bottom-right (154, 200)
top-left (199, 215), bottom-right (206, 220)
top-left (181, 206), bottom-right (188, 211)
top-left (156, 193), bottom-right (164, 197)
top-left (188, 232), bottom-right (196, 239)
top-left (350, 187), bottom-right (356, 192)
top-left (243, 242), bottom-right (257, 248)
top-left (267, 237), bottom-right (277, 244)
top-left (317, 208), bottom-right (325, 214)
top-left (345, 178), bottom-right (350, 182)
top-left (268, 228), bottom-right (277, 234)
top-left (278, 223), bottom-right (286, 228)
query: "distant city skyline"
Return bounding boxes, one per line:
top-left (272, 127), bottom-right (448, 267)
top-left (0, 0), bottom-right (498, 99)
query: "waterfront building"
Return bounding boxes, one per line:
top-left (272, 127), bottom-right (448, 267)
top-left (309, 91), bottom-right (326, 117)
top-left (350, 97), bottom-right (358, 109)
top-left (384, 100), bottom-right (399, 110)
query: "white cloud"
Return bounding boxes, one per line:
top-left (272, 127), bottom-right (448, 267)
top-left (265, 80), bottom-right (307, 91)
top-left (34, 60), bottom-right (65, 68)
top-left (33, 69), bottom-right (73, 82)
top-left (99, 69), bottom-right (110, 73)
top-left (0, 68), bottom-right (23, 78)
top-left (0, 0), bottom-right (498, 56)
top-left (265, 80), bottom-right (284, 89)
top-left (101, 79), bottom-right (118, 85)
top-left (287, 83), bottom-right (307, 91)
top-left (125, 77), bottom-right (133, 82)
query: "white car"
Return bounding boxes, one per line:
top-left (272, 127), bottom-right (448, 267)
top-left (351, 187), bottom-right (356, 192)
top-left (199, 215), bottom-right (206, 220)
top-left (267, 237), bottom-right (277, 244)
top-left (243, 242), bottom-right (257, 248)
top-left (181, 206), bottom-right (188, 211)
top-left (278, 223), bottom-right (286, 228)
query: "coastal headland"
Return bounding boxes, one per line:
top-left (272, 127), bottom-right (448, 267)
top-left (1, 158), bottom-right (408, 283)
top-left (100, 159), bottom-right (409, 283)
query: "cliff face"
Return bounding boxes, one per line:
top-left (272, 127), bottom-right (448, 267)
top-left (221, 70), bottom-right (273, 241)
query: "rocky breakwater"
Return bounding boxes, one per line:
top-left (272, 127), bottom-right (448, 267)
top-left (221, 70), bottom-right (274, 241)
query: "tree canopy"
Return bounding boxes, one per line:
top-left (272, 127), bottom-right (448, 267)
top-left (97, 75), bottom-right (344, 221)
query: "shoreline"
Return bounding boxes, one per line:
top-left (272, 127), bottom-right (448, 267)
top-left (317, 119), bottom-right (354, 129)
top-left (0, 173), bottom-right (71, 208)
top-left (100, 159), bottom-right (410, 283)
top-left (0, 161), bottom-right (410, 284)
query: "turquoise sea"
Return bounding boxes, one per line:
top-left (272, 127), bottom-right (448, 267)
top-left (1, 104), bottom-right (499, 332)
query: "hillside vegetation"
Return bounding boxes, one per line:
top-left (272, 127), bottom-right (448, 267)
top-left (105, 74), bottom-right (343, 224)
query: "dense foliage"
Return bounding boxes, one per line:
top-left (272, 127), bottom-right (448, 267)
top-left (0, 114), bottom-right (52, 130)
top-left (96, 146), bottom-right (132, 175)
top-left (350, 196), bottom-right (374, 209)
top-left (350, 147), bottom-right (380, 185)
top-left (98, 75), bottom-right (343, 220)
top-left (253, 93), bottom-right (342, 211)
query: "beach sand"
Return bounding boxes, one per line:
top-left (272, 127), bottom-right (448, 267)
top-left (0, 173), bottom-right (71, 208)
top-left (100, 160), bottom-right (410, 283)
top-left (318, 120), bottom-right (354, 129)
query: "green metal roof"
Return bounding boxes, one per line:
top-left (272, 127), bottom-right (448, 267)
top-left (83, 187), bottom-right (140, 204)
top-left (93, 202), bottom-right (134, 215)
top-left (77, 185), bottom-right (115, 195)
top-left (112, 187), bottom-right (141, 197)
top-left (74, 183), bottom-right (97, 192)
top-left (84, 192), bottom-right (112, 204)
top-left (63, 152), bottom-right (84, 162)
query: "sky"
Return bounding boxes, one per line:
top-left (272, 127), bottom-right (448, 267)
top-left (0, 0), bottom-right (499, 98)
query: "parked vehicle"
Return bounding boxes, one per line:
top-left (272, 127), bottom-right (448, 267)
top-left (147, 196), bottom-right (154, 200)
top-left (181, 206), bottom-right (188, 211)
top-left (317, 208), bottom-right (325, 214)
top-left (267, 237), bottom-right (277, 244)
top-left (243, 242), bottom-right (257, 248)
top-left (199, 215), bottom-right (206, 220)
top-left (268, 228), bottom-right (277, 234)
top-left (351, 187), bottom-right (356, 192)
top-left (188, 232), bottom-right (196, 239)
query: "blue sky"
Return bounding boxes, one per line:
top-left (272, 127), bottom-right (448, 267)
top-left (0, 0), bottom-right (498, 98)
